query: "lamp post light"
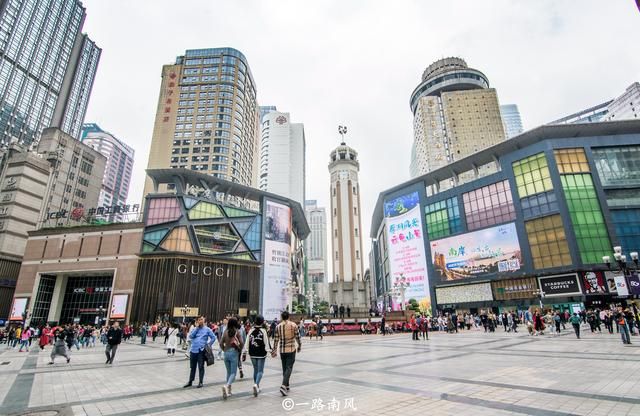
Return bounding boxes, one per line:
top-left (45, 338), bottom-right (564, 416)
top-left (181, 304), bottom-right (191, 324)
top-left (393, 275), bottom-right (410, 311)
top-left (283, 281), bottom-right (299, 313)
top-left (603, 246), bottom-right (639, 275)
top-left (532, 289), bottom-right (545, 311)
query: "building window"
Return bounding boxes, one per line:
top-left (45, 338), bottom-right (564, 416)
top-left (463, 179), bottom-right (516, 231)
top-left (335, 251), bottom-right (339, 260)
top-left (334, 208), bottom-right (336, 216)
top-left (520, 191), bottom-right (558, 219)
top-left (554, 148), bottom-right (590, 174)
top-left (561, 174), bottom-right (611, 264)
top-left (592, 146), bottom-right (640, 186)
top-left (356, 250), bottom-right (360, 259)
top-left (425, 197), bottom-right (462, 239)
top-left (146, 197), bottom-right (182, 226)
top-left (355, 228), bottom-right (358, 237)
top-left (334, 229), bottom-right (337, 237)
top-left (525, 214), bottom-right (572, 269)
top-left (354, 207), bottom-right (357, 215)
top-left (513, 152), bottom-right (553, 198)
top-left (611, 209), bottom-right (640, 255)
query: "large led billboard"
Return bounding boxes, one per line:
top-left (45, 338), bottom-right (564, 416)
top-left (262, 200), bottom-right (292, 320)
top-left (384, 191), bottom-right (431, 314)
top-left (431, 222), bottom-right (522, 281)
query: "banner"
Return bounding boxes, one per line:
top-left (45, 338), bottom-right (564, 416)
top-left (9, 298), bottom-right (28, 321)
top-left (384, 192), bottom-right (431, 314)
top-left (262, 200), bottom-right (291, 320)
top-left (538, 274), bottom-right (582, 297)
top-left (435, 282), bottom-right (493, 304)
top-left (614, 275), bottom-right (629, 296)
top-left (431, 222), bottom-right (522, 281)
top-left (110, 294), bottom-right (128, 319)
top-left (628, 273), bottom-right (640, 295)
top-left (580, 271), bottom-right (608, 294)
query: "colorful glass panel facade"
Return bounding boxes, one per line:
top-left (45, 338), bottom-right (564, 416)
top-left (425, 197), bottom-right (461, 239)
top-left (146, 198), bottom-right (182, 226)
top-left (525, 214), bottom-right (572, 269)
top-left (513, 153), bottom-right (553, 198)
top-left (462, 180), bottom-right (516, 231)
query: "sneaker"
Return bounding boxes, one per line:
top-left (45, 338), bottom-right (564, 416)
top-left (286, 386), bottom-right (290, 391)
top-left (239, 369), bottom-right (244, 379)
top-left (48, 362), bottom-right (53, 365)
top-left (252, 384), bottom-right (258, 397)
top-left (66, 357), bottom-right (70, 363)
top-left (222, 385), bottom-right (228, 400)
top-left (280, 385), bottom-right (288, 396)
top-left (183, 382), bottom-right (192, 388)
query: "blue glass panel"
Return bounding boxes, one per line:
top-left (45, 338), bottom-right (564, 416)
top-left (183, 197), bottom-right (199, 209)
top-left (143, 228), bottom-right (169, 246)
top-left (244, 216), bottom-right (262, 250)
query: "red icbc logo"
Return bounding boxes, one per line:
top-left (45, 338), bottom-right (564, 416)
top-left (276, 116), bottom-right (287, 125)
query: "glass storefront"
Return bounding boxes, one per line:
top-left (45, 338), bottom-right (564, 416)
top-left (60, 275), bottom-right (114, 324)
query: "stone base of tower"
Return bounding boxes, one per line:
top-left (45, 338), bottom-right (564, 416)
top-left (329, 281), bottom-right (370, 312)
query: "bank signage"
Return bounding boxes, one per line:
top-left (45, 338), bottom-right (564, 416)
top-left (538, 274), bottom-right (582, 297)
top-left (46, 204), bottom-right (141, 220)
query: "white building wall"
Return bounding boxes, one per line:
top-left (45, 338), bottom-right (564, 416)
top-left (608, 82), bottom-right (640, 121)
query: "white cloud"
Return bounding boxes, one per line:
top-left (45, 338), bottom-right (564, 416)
top-left (81, 0), bottom-right (640, 278)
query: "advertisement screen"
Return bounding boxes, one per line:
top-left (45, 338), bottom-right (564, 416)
top-left (435, 282), bottom-right (493, 304)
top-left (9, 297), bottom-right (28, 321)
top-left (262, 200), bottom-right (291, 320)
top-left (579, 271), bottom-right (608, 295)
top-left (431, 222), bottom-right (522, 281)
top-left (110, 294), bottom-right (128, 319)
top-left (384, 192), bottom-right (431, 314)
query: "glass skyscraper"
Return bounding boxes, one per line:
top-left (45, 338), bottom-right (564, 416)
top-left (0, 0), bottom-right (101, 145)
top-left (500, 104), bottom-right (524, 139)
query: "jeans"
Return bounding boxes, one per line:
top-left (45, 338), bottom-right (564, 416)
top-left (572, 323), bottom-right (580, 339)
top-left (105, 344), bottom-right (118, 363)
top-left (620, 324), bottom-right (631, 344)
top-left (224, 349), bottom-right (239, 385)
top-left (189, 350), bottom-right (206, 384)
top-left (251, 357), bottom-right (265, 386)
top-left (18, 339), bottom-right (29, 351)
top-left (280, 352), bottom-right (296, 387)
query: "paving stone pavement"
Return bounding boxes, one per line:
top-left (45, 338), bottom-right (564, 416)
top-left (1, 324), bottom-right (640, 416)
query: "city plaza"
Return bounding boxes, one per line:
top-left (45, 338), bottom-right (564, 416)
top-left (0, 327), bottom-right (639, 416)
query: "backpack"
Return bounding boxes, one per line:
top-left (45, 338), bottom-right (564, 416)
top-left (248, 328), bottom-right (267, 357)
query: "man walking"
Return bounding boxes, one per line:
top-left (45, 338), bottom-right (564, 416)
top-left (105, 321), bottom-right (123, 364)
top-left (339, 304), bottom-right (345, 319)
top-left (570, 312), bottom-right (582, 339)
top-left (381, 315), bottom-right (386, 336)
top-left (616, 307), bottom-right (632, 345)
top-left (184, 316), bottom-right (216, 388)
top-left (271, 311), bottom-right (301, 396)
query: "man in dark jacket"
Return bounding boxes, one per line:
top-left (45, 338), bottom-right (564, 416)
top-left (105, 321), bottom-right (123, 364)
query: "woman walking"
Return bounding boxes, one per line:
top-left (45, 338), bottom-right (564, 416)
top-left (39, 324), bottom-right (51, 350)
top-left (242, 315), bottom-right (271, 397)
top-left (221, 317), bottom-right (244, 399)
top-left (166, 323), bottom-right (179, 356)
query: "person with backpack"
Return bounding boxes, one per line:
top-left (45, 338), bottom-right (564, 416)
top-left (220, 317), bottom-right (244, 399)
top-left (242, 315), bottom-right (271, 397)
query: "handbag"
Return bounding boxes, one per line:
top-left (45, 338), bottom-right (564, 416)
top-left (204, 344), bottom-right (215, 366)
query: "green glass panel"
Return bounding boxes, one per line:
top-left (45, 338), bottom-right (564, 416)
top-left (223, 206), bottom-right (256, 217)
top-left (142, 242), bottom-right (156, 253)
top-left (228, 253), bottom-right (254, 261)
top-left (188, 201), bottom-right (224, 219)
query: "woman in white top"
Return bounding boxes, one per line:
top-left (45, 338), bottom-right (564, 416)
top-left (166, 323), bottom-right (179, 356)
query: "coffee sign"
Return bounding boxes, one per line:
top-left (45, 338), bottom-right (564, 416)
top-left (538, 274), bottom-right (582, 297)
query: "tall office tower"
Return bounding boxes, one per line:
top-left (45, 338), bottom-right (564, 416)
top-left (143, 48), bottom-right (259, 198)
top-left (409, 58), bottom-right (506, 190)
top-left (607, 82), bottom-right (640, 121)
top-left (304, 200), bottom-right (328, 301)
top-left (259, 107), bottom-right (305, 205)
top-left (81, 123), bottom-right (135, 221)
top-left (500, 104), bottom-right (524, 138)
top-left (329, 142), bottom-right (364, 283)
top-left (0, 0), bottom-right (101, 145)
top-left (549, 101), bottom-right (613, 125)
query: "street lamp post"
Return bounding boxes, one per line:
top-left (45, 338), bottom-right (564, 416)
top-left (392, 275), bottom-right (410, 311)
top-left (532, 289), bottom-right (545, 311)
top-left (283, 281), bottom-right (299, 313)
top-left (181, 304), bottom-right (191, 324)
top-left (603, 246), bottom-right (639, 276)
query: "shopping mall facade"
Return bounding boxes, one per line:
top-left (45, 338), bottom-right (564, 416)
top-left (370, 120), bottom-right (640, 315)
top-left (10, 169), bottom-right (309, 325)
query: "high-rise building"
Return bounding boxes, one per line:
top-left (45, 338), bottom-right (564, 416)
top-left (81, 123), bottom-right (135, 221)
top-left (550, 82), bottom-right (640, 125)
top-left (0, 0), bottom-right (101, 145)
top-left (549, 101), bottom-right (613, 125)
top-left (259, 107), bottom-right (305, 205)
top-left (329, 142), bottom-right (364, 283)
top-left (304, 200), bottom-right (327, 301)
top-left (143, 48), bottom-right (259, 198)
top-left (500, 104), bottom-right (524, 138)
top-left (409, 58), bottom-right (506, 190)
top-left (607, 82), bottom-right (640, 121)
